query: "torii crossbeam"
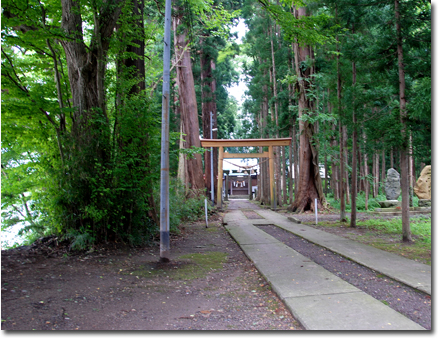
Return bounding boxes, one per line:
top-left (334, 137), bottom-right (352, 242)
top-left (200, 138), bottom-right (292, 208)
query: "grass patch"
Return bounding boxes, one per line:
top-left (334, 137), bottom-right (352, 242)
top-left (127, 251), bottom-right (228, 281)
top-left (357, 216), bottom-right (431, 244)
top-left (311, 216), bottom-right (431, 265)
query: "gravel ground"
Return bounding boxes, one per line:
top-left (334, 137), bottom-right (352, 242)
top-left (256, 225), bottom-right (431, 330)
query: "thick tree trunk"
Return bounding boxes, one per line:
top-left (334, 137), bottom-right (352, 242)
top-left (395, 0), bottom-right (411, 241)
top-left (59, 0), bottom-right (122, 233)
top-left (173, 8), bottom-right (204, 193)
top-left (293, 118), bottom-right (299, 198)
top-left (61, 0), bottom-right (117, 141)
top-left (289, 7), bottom-right (324, 213)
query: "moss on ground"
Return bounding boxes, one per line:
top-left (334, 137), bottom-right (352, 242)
top-left (126, 251), bottom-right (228, 281)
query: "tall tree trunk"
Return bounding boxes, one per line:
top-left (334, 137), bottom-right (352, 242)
top-left (262, 63), bottom-right (270, 205)
top-left (289, 6), bottom-right (324, 213)
top-left (343, 125), bottom-right (350, 205)
top-left (337, 61), bottom-right (346, 219)
top-left (59, 0), bottom-right (122, 232)
top-left (350, 60), bottom-right (358, 228)
top-left (173, 7), bottom-right (204, 193)
top-left (409, 132), bottom-right (414, 206)
top-left (293, 118), bottom-right (299, 198)
top-left (331, 122), bottom-right (339, 200)
top-left (395, 0), bottom-right (411, 241)
top-left (177, 120), bottom-right (188, 193)
top-left (390, 147), bottom-right (394, 168)
top-left (372, 151), bottom-right (379, 197)
top-left (270, 25), bottom-right (281, 206)
top-left (289, 127), bottom-right (294, 203)
top-left (359, 143), bottom-right (364, 192)
top-left (382, 148), bottom-right (386, 194)
top-left (200, 38), bottom-right (218, 201)
top-left (363, 131), bottom-right (369, 210)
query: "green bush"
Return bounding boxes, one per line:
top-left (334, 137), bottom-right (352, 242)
top-left (154, 179), bottom-right (211, 233)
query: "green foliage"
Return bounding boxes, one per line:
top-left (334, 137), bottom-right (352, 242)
top-left (153, 179), bottom-right (212, 233)
top-left (178, 145), bottom-right (206, 160)
top-left (64, 228), bottom-right (96, 251)
top-left (258, 0), bottom-right (336, 46)
top-left (326, 192), bottom-right (388, 212)
top-left (1, 0), bottom-right (165, 249)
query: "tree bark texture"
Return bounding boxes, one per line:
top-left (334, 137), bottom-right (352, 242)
top-left (59, 0), bottom-right (123, 233)
top-left (336, 29), bottom-right (346, 221)
top-left (343, 125), bottom-right (350, 205)
top-left (173, 7), bottom-right (204, 193)
top-left (61, 0), bottom-right (121, 143)
top-left (270, 25), bottom-right (282, 206)
top-left (260, 63), bottom-right (270, 205)
top-left (289, 6), bottom-right (324, 213)
top-left (395, 0), bottom-right (411, 241)
top-left (200, 40), bottom-right (218, 201)
top-left (363, 130), bottom-right (369, 210)
top-left (350, 61), bottom-right (357, 227)
top-left (331, 122), bottom-right (339, 199)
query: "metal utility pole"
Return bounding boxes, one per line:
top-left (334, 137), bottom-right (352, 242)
top-left (159, 0), bottom-right (172, 262)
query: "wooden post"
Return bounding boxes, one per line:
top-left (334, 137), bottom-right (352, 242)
top-left (269, 145), bottom-right (275, 209)
top-left (225, 174), bottom-right (229, 201)
top-left (217, 146), bottom-right (224, 208)
top-left (248, 172), bottom-right (252, 200)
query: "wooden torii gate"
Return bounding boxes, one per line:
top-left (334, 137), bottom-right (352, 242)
top-left (200, 138), bottom-right (292, 208)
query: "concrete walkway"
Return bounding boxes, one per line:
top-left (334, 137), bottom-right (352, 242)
top-left (223, 207), bottom-right (429, 330)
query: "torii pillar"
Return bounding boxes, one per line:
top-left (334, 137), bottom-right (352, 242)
top-left (217, 146), bottom-right (224, 208)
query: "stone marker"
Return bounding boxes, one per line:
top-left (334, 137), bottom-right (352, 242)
top-left (418, 199), bottom-right (431, 207)
top-left (385, 168), bottom-right (401, 200)
top-left (414, 165), bottom-right (431, 200)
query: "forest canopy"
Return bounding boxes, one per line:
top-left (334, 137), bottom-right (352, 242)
top-left (1, 0), bottom-right (431, 248)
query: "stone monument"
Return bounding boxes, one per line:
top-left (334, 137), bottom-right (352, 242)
top-left (414, 165), bottom-right (431, 207)
top-left (378, 168), bottom-right (401, 208)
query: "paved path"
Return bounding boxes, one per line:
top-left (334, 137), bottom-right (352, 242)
top-left (223, 201), bottom-right (429, 330)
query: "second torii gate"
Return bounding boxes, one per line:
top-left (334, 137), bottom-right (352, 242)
top-left (200, 138), bottom-right (292, 209)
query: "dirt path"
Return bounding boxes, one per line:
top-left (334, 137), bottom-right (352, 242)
top-left (1, 210), bottom-right (303, 330)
